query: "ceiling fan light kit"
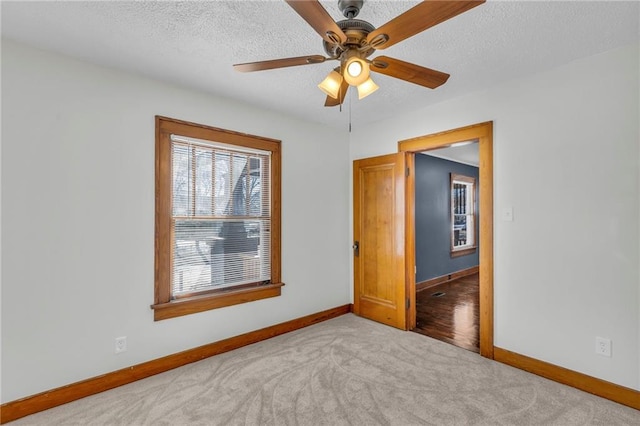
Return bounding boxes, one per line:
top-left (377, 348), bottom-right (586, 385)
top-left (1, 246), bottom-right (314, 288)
top-left (343, 56), bottom-right (369, 86)
top-left (233, 0), bottom-right (485, 107)
top-left (356, 77), bottom-right (379, 100)
top-left (318, 70), bottom-right (344, 99)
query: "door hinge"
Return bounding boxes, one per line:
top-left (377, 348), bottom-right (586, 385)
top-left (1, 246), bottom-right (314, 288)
top-left (406, 167), bottom-right (410, 177)
top-left (406, 298), bottom-right (410, 309)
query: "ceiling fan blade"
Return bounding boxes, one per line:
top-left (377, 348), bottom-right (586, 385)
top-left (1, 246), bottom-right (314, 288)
top-left (234, 55), bottom-right (326, 72)
top-left (366, 0), bottom-right (485, 50)
top-left (325, 73), bottom-right (349, 107)
top-left (370, 56), bottom-right (450, 89)
top-left (285, 0), bottom-right (347, 44)
top-left (324, 95), bottom-right (340, 107)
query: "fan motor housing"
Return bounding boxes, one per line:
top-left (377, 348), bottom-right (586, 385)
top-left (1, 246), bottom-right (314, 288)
top-left (323, 19), bottom-right (375, 59)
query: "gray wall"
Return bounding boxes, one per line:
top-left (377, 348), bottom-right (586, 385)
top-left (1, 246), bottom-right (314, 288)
top-left (415, 154), bottom-right (479, 282)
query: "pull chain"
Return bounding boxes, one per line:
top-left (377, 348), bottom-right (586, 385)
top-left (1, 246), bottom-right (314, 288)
top-left (349, 87), bottom-right (352, 133)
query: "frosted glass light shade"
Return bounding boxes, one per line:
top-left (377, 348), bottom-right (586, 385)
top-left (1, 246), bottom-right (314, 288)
top-left (347, 61), bottom-right (362, 77)
top-left (317, 70), bottom-right (343, 99)
top-left (357, 77), bottom-right (379, 99)
top-left (344, 57), bottom-right (369, 86)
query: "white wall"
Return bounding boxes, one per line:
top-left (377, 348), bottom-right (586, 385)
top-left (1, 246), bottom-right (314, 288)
top-left (2, 38), bottom-right (638, 404)
top-left (350, 43), bottom-right (640, 390)
top-left (0, 40), bottom-right (350, 402)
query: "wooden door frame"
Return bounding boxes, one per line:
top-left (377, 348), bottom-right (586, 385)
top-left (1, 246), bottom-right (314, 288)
top-left (399, 121), bottom-right (494, 359)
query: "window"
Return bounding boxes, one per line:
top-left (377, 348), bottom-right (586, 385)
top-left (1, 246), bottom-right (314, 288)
top-left (451, 173), bottom-right (476, 257)
top-left (153, 116), bottom-right (282, 321)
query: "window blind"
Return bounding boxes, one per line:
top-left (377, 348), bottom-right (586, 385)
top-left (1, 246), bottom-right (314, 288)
top-left (170, 135), bottom-right (271, 297)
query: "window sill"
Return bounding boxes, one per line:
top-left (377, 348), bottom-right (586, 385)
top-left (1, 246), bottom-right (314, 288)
top-left (151, 282), bottom-right (284, 321)
top-left (451, 247), bottom-right (477, 258)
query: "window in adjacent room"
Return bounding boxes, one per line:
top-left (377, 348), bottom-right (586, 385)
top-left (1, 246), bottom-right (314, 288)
top-left (153, 116), bottom-right (282, 321)
top-left (450, 173), bottom-right (476, 257)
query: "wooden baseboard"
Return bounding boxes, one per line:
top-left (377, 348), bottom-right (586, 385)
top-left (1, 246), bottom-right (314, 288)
top-left (0, 305), bottom-right (351, 424)
top-left (494, 347), bottom-right (639, 410)
top-left (416, 265), bottom-right (479, 292)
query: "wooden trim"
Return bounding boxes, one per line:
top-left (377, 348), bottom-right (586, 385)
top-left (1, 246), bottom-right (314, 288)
top-left (399, 121), bottom-right (494, 359)
top-left (151, 282), bottom-right (284, 321)
top-left (154, 116), bottom-right (282, 319)
top-left (155, 117), bottom-right (172, 304)
top-left (478, 125), bottom-right (494, 359)
top-left (352, 160), bottom-right (362, 318)
top-left (416, 265), bottom-right (479, 292)
top-left (494, 347), bottom-right (640, 410)
top-left (405, 153), bottom-right (416, 330)
top-left (156, 116), bottom-right (281, 151)
top-left (0, 305), bottom-right (351, 424)
top-left (450, 173), bottom-right (477, 254)
top-left (450, 246), bottom-right (477, 258)
top-left (451, 173), bottom-right (475, 184)
top-left (271, 143), bottom-right (282, 284)
top-left (398, 121), bottom-right (492, 152)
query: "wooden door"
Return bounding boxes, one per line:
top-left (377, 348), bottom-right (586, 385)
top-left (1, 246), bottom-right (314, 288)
top-left (353, 153), bottom-right (407, 329)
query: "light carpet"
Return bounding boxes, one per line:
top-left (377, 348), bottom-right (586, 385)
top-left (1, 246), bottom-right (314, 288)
top-left (12, 314), bottom-right (639, 425)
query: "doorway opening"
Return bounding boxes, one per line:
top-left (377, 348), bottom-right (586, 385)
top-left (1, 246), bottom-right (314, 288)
top-left (399, 121), bottom-right (493, 359)
top-left (351, 122), bottom-right (493, 358)
top-left (414, 272), bottom-right (480, 352)
top-left (411, 142), bottom-right (480, 353)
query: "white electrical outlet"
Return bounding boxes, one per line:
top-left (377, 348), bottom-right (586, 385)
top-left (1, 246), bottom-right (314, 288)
top-left (595, 337), bottom-right (611, 357)
top-left (115, 336), bottom-right (127, 354)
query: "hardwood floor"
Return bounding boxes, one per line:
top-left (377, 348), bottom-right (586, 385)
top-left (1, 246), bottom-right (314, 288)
top-left (412, 273), bottom-right (479, 353)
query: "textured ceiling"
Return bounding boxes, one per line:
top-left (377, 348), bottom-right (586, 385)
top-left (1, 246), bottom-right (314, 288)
top-left (2, 1), bottom-right (639, 130)
top-left (425, 142), bottom-right (479, 166)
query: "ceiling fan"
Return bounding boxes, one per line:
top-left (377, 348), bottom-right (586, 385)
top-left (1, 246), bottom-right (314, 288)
top-left (233, 0), bottom-right (485, 107)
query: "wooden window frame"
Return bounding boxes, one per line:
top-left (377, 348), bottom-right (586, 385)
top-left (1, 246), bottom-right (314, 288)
top-left (450, 173), bottom-right (477, 258)
top-left (152, 116), bottom-right (282, 321)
